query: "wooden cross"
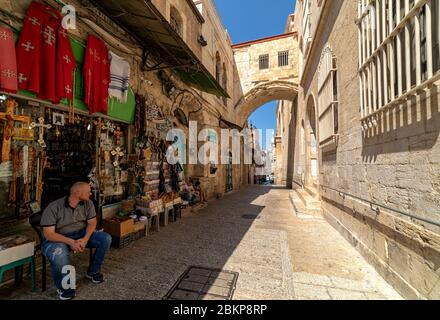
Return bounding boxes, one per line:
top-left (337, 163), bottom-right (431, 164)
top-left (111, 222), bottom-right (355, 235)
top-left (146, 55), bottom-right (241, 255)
top-left (0, 98), bottom-right (31, 163)
top-left (30, 117), bottom-right (52, 148)
top-left (113, 126), bottom-right (124, 146)
top-left (111, 147), bottom-right (124, 169)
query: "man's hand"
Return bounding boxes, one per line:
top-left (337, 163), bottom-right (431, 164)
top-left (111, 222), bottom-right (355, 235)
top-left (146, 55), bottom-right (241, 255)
top-left (70, 240), bottom-right (85, 253)
top-left (77, 238), bottom-right (89, 251)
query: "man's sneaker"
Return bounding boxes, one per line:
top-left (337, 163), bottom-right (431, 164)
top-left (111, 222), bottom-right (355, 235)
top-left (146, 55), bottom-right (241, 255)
top-left (86, 273), bottom-right (104, 284)
top-left (57, 289), bottom-right (76, 301)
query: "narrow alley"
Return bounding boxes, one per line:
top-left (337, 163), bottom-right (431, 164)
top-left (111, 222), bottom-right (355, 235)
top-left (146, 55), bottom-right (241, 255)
top-left (3, 186), bottom-right (400, 300)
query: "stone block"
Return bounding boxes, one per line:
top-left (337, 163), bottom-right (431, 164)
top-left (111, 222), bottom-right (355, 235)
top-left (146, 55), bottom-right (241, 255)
top-left (387, 241), bottom-right (410, 278)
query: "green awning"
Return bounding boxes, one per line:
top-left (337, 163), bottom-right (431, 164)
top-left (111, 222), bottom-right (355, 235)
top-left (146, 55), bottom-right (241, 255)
top-left (88, 0), bottom-right (230, 98)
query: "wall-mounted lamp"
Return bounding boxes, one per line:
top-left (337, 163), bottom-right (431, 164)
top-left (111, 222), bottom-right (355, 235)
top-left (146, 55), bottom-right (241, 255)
top-left (198, 35), bottom-right (208, 47)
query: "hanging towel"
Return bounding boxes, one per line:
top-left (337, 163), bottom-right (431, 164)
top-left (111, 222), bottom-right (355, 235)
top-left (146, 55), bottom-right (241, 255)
top-left (0, 26), bottom-right (17, 93)
top-left (108, 51), bottom-right (130, 103)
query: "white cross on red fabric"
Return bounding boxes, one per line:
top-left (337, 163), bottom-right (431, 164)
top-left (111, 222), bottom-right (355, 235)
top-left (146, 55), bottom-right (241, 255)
top-left (59, 29), bottom-right (68, 38)
top-left (18, 73), bottom-right (27, 84)
top-left (29, 17), bottom-right (40, 26)
top-left (63, 55), bottom-right (71, 64)
top-left (22, 42), bottom-right (35, 52)
top-left (1, 69), bottom-right (16, 78)
top-left (0, 31), bottom-right (11, 41)
top-left (65, 85), bottom-right (72, 94)
top-left (43, 26), bottom-right (56, 46)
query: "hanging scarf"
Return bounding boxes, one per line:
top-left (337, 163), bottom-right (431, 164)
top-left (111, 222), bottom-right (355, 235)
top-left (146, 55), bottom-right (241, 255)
top-left (0, 26), bottom-right (18, 93)
top-left (109, 51), bottom-right (130, 103)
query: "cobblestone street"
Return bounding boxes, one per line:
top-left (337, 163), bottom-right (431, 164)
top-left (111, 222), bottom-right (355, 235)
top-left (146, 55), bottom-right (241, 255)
top-left (2, 186), bottom-right (401, 300)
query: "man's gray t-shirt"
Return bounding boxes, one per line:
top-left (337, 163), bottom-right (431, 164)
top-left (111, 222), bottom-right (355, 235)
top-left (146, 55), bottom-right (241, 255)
top-left (41, 197), bottom-right (97, 235)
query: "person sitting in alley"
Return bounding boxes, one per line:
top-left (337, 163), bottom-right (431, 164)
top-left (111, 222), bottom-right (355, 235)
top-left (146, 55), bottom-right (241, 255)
top-left (180, 178), bottom-right (197, 204)
top-left (194, 181), bottom-right (207, 203)
top-left (40, 182), bottom-right (112, 300)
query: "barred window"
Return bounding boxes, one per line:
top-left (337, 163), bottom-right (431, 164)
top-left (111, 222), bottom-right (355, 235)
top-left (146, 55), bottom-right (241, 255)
top-left (259, 54), bottom-right (269, 70)
top-left (278, 51), bottom-right (289, 67)
top-left (318, 45), bottom-right (339, 145)
top-left (358, 0), bottom-right (440, 128)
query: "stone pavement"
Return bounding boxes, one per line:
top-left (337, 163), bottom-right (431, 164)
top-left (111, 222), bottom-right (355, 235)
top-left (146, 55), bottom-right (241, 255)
top-left (1, 186), bottom-right (402, 300)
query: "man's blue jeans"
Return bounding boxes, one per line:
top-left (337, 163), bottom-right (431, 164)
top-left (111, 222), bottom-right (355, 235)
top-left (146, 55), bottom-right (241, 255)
top-left (42, 230), bottom-right (112, 290)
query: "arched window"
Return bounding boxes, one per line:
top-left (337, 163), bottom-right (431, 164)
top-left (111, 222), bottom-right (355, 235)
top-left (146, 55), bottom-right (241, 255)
top-left (317, 45), bottom-right (338, 145)
top-left (170, 6), bottom-right (183, 38)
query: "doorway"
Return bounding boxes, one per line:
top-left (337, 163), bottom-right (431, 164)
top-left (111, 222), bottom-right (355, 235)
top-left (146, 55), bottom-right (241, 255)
top-left (306, 95), bottom-right (318, 188)
top-left (225, 152), bottom-right (233, 192)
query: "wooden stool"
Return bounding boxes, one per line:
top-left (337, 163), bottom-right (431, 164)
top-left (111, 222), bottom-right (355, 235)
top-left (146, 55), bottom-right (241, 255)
top-left (0, 256), bottom-right (36, 292)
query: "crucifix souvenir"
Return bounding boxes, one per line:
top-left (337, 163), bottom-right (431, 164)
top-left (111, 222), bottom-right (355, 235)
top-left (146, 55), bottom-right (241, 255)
top-left (111, 147), bottom-right (125, 169)
top-left (113, 126), bottom-right (124, 146)
top-left (0, 98), bottom-right (31, 163)
top-left (101, 120), bottom-right (115, 151)
top-left (30, 117), bottom-right (52, 148)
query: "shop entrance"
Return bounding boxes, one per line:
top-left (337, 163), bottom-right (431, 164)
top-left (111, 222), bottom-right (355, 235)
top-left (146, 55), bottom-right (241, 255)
top-left (42, 111), bottom-right (96, 209)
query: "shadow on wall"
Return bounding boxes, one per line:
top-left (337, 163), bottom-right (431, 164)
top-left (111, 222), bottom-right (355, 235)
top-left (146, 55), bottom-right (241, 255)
top-left (361, 85), bottom-right (439, 163)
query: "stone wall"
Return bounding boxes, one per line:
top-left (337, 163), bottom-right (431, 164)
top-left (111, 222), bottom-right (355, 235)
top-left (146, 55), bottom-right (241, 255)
top-left (294, 0), bottom-right (440, 299)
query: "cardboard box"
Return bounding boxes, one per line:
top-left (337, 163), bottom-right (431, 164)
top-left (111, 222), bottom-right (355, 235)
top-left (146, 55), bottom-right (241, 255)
top-left (133, 221), bottom-right (147, 232)
top-left (102, 217), bottom-right (135, 237)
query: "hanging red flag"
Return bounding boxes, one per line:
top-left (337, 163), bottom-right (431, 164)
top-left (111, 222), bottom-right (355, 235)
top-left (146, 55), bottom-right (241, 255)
top-left (56, 25), bottom-right (77, 102)
top-left (0, 26), bottom-right (18, 93)
top-left (16, 1), bottom-right (46, 95)
top-left (16, 1), bottom-right (75, 104)
top-left (84, 35), bottom-right (110, 114)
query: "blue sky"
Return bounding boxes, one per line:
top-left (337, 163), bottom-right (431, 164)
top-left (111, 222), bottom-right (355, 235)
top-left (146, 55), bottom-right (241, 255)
top-left (214, 0), bottom-right (296, 148)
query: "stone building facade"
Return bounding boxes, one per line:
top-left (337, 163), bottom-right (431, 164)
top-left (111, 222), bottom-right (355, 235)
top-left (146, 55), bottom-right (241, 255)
top-left (291, 0), bottom-right (440, 299)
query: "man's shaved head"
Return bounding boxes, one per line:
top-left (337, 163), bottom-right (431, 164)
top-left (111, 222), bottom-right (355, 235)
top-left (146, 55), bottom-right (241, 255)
top-left (70, 182), bottom-right (92, 201)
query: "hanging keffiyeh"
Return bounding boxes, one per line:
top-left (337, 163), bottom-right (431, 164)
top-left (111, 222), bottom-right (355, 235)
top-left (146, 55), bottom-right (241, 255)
top-left (108, 51), bottom-right (130, 103)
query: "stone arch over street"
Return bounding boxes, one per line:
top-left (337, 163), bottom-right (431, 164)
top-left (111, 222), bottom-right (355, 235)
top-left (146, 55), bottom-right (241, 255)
top-left (234, 80), bottom-right (298, 125)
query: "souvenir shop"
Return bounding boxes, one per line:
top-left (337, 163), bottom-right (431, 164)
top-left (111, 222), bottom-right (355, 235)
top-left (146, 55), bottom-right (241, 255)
top-left (0, 1), bottom-right (185, 251)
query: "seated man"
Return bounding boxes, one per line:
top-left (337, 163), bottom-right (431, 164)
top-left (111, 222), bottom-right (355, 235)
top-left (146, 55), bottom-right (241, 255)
top-left (194, 181), bottom-right (206, 203)
top-left (41, 182), bottom-right (112, 300)
top-left (180, 178), bottom-right (197, 204)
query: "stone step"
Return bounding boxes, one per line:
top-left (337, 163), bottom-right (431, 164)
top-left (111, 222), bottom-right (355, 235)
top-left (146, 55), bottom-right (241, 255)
top-left (305, 185), bottom-right (319, 199)
top-left (295, 188), bottom-right (321, 210)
